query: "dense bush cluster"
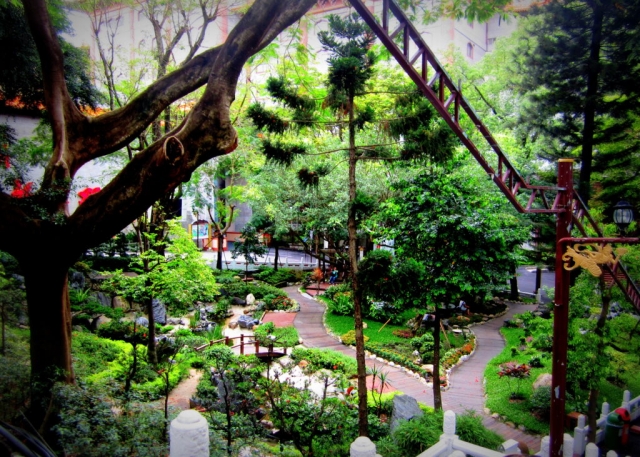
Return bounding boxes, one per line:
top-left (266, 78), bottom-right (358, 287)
top-left (290, 347), bottom-right (358, 377)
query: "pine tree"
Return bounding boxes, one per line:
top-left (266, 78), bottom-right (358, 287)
top-left (517, 0), bottom-right (640, 203)
top-left (248, 13), bottom-right (456, 431)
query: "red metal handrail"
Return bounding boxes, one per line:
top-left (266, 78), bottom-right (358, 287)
top-left (194, 334), bottom-right (287, 357)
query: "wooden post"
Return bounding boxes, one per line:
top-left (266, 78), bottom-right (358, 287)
top-left (550, 159), bottom-right (574, 457)
top-left (240, 334), bottom-right (244, 355)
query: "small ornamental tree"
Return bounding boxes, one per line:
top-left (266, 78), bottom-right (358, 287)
top-left (231, 224), bottom-right (268, 279)
top-left (379, 169), bottom-right (529, 410)
top-left (497, 362), bottom-right (531, 400)
top-left (102, 220), bottom-right (218, 363)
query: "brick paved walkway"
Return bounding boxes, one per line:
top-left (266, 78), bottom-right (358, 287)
top-left (284, 285), bottom-right (542, 453)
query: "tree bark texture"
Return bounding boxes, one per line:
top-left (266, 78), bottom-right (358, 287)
top-left (3, 0), bottom-right (317, 409)
top-left (578, 2), bottom-right (604, 203)
top-left (347, 95), bottom-right (369, 435)
top-left (432, 309), bottom-right (442, 411)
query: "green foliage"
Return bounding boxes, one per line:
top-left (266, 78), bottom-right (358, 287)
top-left (220, 281), bottom-right (286, 300)
top-left (101, 220), bottom-right (218, 313)
top-left (69, 288), bottom-right (123, 324)
top-left (410, 333), bottom-right (435, 363)
top-left (259, 137), bottom-right (307, 167)
top-left (341, 329), bottom-right (369, 346)
top-left (252, 267), bottom-right (298, 285)
top-left (254, 323), bottom-right (300, 348)
top-left (290, 347), bottom-right (357, 377)
top-left (323, 290), bottom-right (354, 316)
top-left (0, 1), bottom-right (101, 111)
top-left (0, 327), bottom-right (30, 421)
top-left (319, 13), bottom-right (376, 99)
top-left (380, 170), bottom-right (529, 307)
top-left (455, 411), bottom-right (504, 449)
top-left (530, 385), bottom-right (551, 420)
top-left (96, 320), bottom-right (148, 344)
top-left (380, 409), bottom-right (503, 456)
top-left (73, 332), bottom-right (189, 401)
top-left (515, 0), bottom-right (640, 202)
top-left (389, 92), bottom-right (457, 162)
top-left (52, 383), bottom-right (166, 457)
top-left (232, 224), bottom-right (268, 270)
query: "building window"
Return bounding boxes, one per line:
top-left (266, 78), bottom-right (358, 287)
top-left (466, 42), bottom-right (474, 59)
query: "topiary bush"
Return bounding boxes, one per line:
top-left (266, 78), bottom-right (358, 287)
top-left (290, 347), bottom-right (357, 377)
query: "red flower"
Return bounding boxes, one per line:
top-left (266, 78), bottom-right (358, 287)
top-left (78, 187), bottom-right (101, 205)
top-left (1, 154), bottom-right (9, 169)
top-left (11, 180), bottom-right (33, 198)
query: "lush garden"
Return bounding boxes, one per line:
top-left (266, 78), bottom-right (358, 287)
top-left (483, 277), bottom-right (640, 435)
top-left (319, 282), bottom-right (497, 384)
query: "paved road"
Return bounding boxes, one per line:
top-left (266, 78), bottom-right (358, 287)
top-left (285, 285), bottom-right (542, 452)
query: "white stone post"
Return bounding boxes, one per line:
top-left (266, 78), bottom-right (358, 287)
top-left (170, 410), bottom-right (209, 457)
top-left (540, 436), bottom-right (551, 457)
top-left (563, 433), bottom-right (574, 457)
top-left (622, 390), bottom-right (631, 411)
top-left (585, 442), bottom-right (599, 457)
top-left (605, 451), bottom-right (618, 457)
top-left (350, 436), bottom-right (381, 457)
top-left (573, 414), bottom-right (587, 457)
top-left (443, 410), bottom-right (456, 436)
top-left (600, 402), bottom-right (610, 421)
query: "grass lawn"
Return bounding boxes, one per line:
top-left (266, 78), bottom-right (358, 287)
top-left (324, 312), bottom-right (412, 345)
top-left (483, 326), bottom-right (552, 435)
top-left (484, 318), bottom-right (640, 436)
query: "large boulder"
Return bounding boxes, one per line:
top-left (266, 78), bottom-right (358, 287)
top-left (532, 373), bottom-right (553, 390)
top-left (231, 297), bottom-right (247, 306)
top-left (69, 271), bottom-right (85, 290)
top-left (91, 291), bottom-right (111, 308)
top-left (152, 298), bottom-right (167, 325)
top-left (136, 316), bottom-right (149, 327)
top-left (246, 293), bottom-right (256, 306)
top-left (112, 296), bottom-right (129, 309)
top-left (390, 394), bottom-right (424, 432)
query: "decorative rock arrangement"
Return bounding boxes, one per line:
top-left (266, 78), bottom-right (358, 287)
top-left (390, 394), bottom-right (424, 432)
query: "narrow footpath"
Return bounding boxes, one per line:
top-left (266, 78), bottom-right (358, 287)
top-left (284, 285), bottom-right (541, 452)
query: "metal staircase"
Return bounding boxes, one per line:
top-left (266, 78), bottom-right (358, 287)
top-left (347, 0), bottom-right (640, 312)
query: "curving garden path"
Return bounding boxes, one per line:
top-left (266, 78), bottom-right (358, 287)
top-left (283, 285), bottom-right (542, 453)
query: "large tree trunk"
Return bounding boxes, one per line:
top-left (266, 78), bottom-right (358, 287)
top-left (579, 2), bottom-right (604, 202)
top-left (3, 0), bottom-right (317, 421)
top-left (24, 261), bottom-right (74, 427)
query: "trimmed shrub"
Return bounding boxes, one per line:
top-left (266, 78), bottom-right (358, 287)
top-left (290, 347), bottom-right (357, 377)
top-left (341, 330), bottom-right (369, 346)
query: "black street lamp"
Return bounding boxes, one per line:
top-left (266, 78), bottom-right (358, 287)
top-left (613, 200), bottom-right (634, 234)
